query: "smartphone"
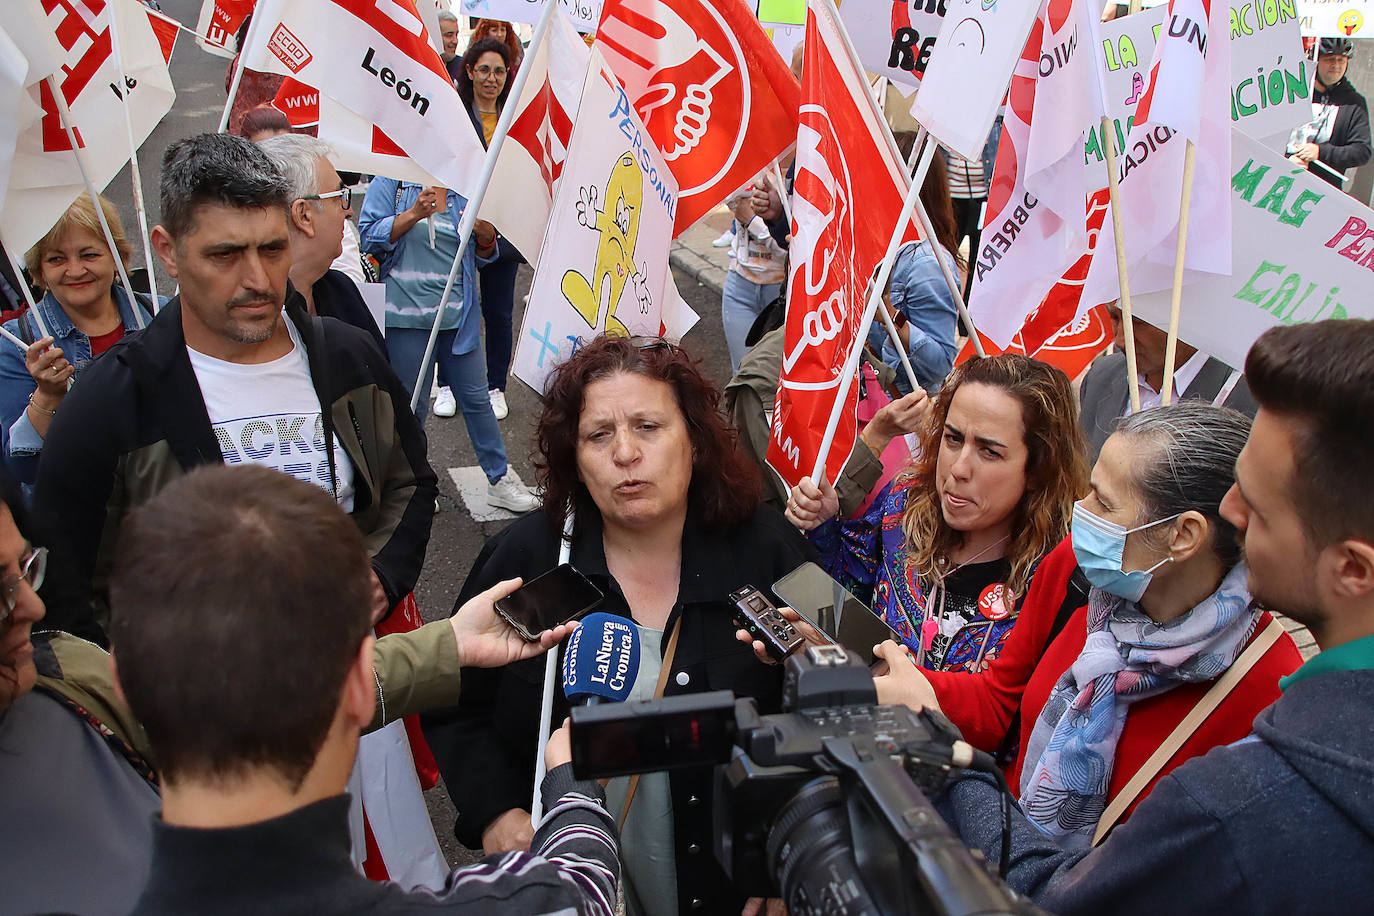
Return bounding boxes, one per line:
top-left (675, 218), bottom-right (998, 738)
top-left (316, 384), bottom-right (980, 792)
top-left (772, 562), bottom-right (900, 664)
top-left (493, 564), bottom-right (604, 641)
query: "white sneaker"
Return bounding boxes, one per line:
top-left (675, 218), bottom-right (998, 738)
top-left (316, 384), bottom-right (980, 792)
top-left (487, 475), bottom-right (539, 513)
top-left (433, 386), bottom-right (457, 418)
top-left (711, 229), bottom-right (735, 248)
top-left (489, 388), bottom-right (509, 420)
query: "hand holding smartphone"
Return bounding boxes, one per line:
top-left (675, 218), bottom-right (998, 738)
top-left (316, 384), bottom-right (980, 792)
top-left (493, 564), bottom-right (604, 641)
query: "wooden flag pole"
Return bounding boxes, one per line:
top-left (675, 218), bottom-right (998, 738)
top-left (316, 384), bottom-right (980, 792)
top-left (105, 3), bottom-right (160, 313)
top-left (1100, 114), bottom-right (1142, 412)
top-left (1160, 140), bottom-right (1197, 406)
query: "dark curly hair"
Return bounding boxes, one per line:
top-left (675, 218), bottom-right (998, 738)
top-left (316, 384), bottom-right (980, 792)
top-left (536, 335), bottom-right (762, 530)
top-left (456, 37), bottom-right (513, 114)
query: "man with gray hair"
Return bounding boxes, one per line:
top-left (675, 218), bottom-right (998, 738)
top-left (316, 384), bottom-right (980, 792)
top-left (257, 133), bottom-right (382, 347)
top-left (34, 133), bottom-right (436, 644)
top-left (438, 9), bottom-right (463, 82)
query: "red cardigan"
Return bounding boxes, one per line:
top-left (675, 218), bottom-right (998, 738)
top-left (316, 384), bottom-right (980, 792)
top-left (925, 537), bottom-right (1303, 826)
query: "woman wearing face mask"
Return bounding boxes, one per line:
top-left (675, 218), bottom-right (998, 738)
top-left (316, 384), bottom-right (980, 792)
top-left (876, 402), bottom-right (1304, 845)
top-left (785, 354), bottom-right (1086, 673)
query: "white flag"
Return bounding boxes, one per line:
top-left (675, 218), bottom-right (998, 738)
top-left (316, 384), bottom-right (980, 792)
top-left (969, 0), bottom-right (1107, 346)
top-left (1079, 0), bottom-right (1232, 311)
top-left (908, 0), bottom-right (1040, 160)
top-left (2, 0), bottom-right (175, 255)
top-left (512, 50), bottom-right (679, 394)
top-left (0, 26), bottom-right (40, 222)
top-left (239, 0), bottom-right (486, 197)
top-left (477, 7), bottom-right (589, 267)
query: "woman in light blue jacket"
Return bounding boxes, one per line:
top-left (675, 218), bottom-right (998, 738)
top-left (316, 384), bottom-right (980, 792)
top-left (358, 178), bottom-right (536, 513)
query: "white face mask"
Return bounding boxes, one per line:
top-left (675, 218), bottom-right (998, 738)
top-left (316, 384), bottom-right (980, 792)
top-left (1071, 501), bottom-right (1181, 603)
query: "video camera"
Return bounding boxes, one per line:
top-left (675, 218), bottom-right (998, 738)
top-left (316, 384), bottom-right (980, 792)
top-left (570, 640), bottom-right (1040, 915)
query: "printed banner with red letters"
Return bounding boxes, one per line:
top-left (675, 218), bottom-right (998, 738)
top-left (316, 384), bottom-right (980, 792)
top-left (512, 49), bottom-right (680, 395)
top-left (595, 0), bottom-right (801, 235)
top-left (240, 0), bottom-right (487, 196)
top-left (766, 1), bottom-right (911, 493)
top-left (195, 0), bottom-right (254, 59)
top-left (2, 0), bottom-right (175, 255)
top-left (477, 6), bottom-right (590, 267)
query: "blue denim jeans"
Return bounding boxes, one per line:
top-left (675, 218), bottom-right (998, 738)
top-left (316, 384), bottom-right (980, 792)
top-left (479, 240), bottom-right (520, 392)
top-left (721, 270), bottom-right (782, 372)
top-left (386, 327), bottom-right (508, 483)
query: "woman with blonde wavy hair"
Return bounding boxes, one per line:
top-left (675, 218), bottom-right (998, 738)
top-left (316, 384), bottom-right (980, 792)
top-left (786, 354), bottom-right (1088, 672)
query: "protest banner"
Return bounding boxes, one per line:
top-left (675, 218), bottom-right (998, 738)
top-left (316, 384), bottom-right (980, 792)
top-left (477, 6), bottom-right (589, 267)
top-left (968, 0), bottom-right (1107, 347)
top-left (908, 0), bottom-right (1041, 161)
top-left (765, 0), bottom-right (912, 493)
top-left (841, 0), bottom-right (948, 89)
top-left (2, 0), bottom-right (175, 257)
top-left (238, 0), bottom-right (487, 197)
top-left (958, 305), bottom-right (1114, 379)
top-left (460, 0), bottom-right (603, 32)
top-left (758, 0), bottom-right (808, 26)
top-left (1130, 129), bottom-right (1374, 371)
top-left (1297, 0), bottom-right (1370, 35)
top-left (195, 0), bottom-right (253, 59)
top-left (512, 49), bottom-right (679, 394)
top-left (595, 0), bottom-right (801, 236)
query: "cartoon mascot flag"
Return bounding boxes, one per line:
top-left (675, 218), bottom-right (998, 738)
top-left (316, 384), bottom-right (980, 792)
top-left (512, 48), bottom-right (681, 394)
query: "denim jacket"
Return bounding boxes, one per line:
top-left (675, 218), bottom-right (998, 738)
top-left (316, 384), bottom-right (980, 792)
top-left (357, 178), bottom-right (494, 354)
top-left (867, 240), bottom-right (959, 394)
top-left (0, 285), bottom-right (153, 481)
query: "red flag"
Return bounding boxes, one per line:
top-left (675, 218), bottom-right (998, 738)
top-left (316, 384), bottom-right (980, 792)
top-left (765, 3), bottom-right (910, 492)
top-left (271, 75), bottom-right (320, 128)
top-left (596, 0), bottom-right (800, 235)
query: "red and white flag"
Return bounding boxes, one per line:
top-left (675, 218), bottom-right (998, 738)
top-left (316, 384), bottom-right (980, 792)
top-left (239, 0), bottom-right (486, 195)
top-left (1079, 0), bottom-right (1231, 312)
top-left (2, 0), bottom-right (175, 255)
top-left (195, 0), bottom-right (253, 59)
top-left (477, 7), bottom-right (590, 267)
top-left (968, 0), bottom-right (1107, 347)
top-left (595, 0), bottom-right (801, 235)
top-left (765, 2), bottom-right (911, 493)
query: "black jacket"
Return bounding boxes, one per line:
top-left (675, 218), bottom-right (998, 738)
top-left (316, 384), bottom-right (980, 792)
top-left (309, 268), bottom-right (385, 350)
top-left (1310, 77), bottom-right (1372, 187)
top-left (33, 292), bottom-right (436, 645)
top-left (422, 497), bottom-right (814, 915)
top-left (944, 669), bottom-right (1374, 914)
top-left (129, 769), bottom-right (619, 915)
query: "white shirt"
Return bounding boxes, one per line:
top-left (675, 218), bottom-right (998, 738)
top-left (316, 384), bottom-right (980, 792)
top-left (1127, 348), bottom-right (1210, 415)
top-left (187, 317), bottom-right (356, 511)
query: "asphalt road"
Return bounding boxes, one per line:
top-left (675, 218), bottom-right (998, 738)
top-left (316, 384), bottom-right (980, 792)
top-left (100, 0), bottom-right (735, 869)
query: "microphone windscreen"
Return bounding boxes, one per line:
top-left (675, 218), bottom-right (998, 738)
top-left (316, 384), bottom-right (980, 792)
top-left (562, 612), bottom-right (640, 705)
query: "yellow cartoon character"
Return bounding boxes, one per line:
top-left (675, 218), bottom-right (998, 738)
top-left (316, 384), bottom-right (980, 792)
top-left (1339, 9), bottom-right (1363, 34)
top-left (563, 153), bottom-right (644, 337)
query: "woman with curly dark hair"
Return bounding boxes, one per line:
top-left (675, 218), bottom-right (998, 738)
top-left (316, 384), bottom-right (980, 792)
top-left (422, 335), bottom-right (812, 916)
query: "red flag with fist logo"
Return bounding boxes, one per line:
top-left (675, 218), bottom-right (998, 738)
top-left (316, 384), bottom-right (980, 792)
top-left (765, 2), bottom-right (912, 493)
top-left (596, 0), bottom-right (801, 235)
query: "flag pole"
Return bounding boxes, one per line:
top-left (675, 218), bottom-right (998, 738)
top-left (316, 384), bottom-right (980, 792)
top-left (811, 135), bottom-right (935, 481)
top-left (531, 504), bottom-right (576, 823)
top-left (44, 76), bottom-right (144, 331)
top-left (1160, 139), bottom-right (1196, 406)
top-left (1, 241), bottom-right (50, 341)
top-left (1101, 116), bottom-right (1142, 412)
top-left (410, 0), bottom-right (559, 412)
top-left (218, 10), bottom-right (268, 134)
top-left (105, 3), bottom-right (159, 315)
top-left (768, 161), bottom-right (792, 227)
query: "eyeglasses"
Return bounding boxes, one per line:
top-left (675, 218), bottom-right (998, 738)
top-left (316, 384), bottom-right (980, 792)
top-left (473, 65), bottom-right (507, 79)
top-left (0, 546), bottom-right (46, 626)
top-left (301, 187), bottom-right (352, 211)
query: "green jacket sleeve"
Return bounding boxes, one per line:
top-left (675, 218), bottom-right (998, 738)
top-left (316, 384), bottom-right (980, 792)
top-left (367, 618), bottom-right (462, 732)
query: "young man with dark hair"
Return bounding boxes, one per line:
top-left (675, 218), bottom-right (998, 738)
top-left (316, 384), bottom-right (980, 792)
top-left (932, 318), bottom-right (1374, 913)
top-left (33, 133), bottom-right (436, 644)
top-left (107, 464), bottom-right (616, 915)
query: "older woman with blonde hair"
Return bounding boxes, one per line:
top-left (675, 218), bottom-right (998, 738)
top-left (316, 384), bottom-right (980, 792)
top-left (787, 354), bottom-right (1088, 672)
top-left (0, 193), bottom-right (152, 480)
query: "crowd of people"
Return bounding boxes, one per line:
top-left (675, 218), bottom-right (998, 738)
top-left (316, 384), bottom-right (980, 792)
top-left (1, 14), bottom-right (1372, 916)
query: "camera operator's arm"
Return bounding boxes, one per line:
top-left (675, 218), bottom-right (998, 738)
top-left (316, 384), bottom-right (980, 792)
top-left (941, 767), bottom-right (1249, 913)
top-left (367, 579), bottom-right (575, 732)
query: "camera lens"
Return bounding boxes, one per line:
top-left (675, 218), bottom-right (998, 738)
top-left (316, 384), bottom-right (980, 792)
top-left (766, 777), bottom-right (877, 913)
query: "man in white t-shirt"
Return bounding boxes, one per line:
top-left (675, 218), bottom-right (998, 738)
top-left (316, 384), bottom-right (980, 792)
top-left (34, 133), bottom-right (437, 644)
